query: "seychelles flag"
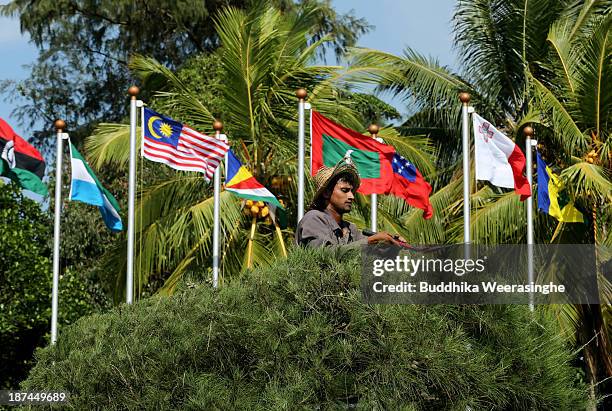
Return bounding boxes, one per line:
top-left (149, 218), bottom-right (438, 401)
top-left (536, 152), bottom-right (583, 223)
top-left (69, 142), bottom-right (123, 231)
top-left (310, 110), bottom-right (395, 194)
top-left (225, 150), bottom-right (286, 227)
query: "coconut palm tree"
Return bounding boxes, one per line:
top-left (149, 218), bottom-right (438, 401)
top-left (345, 0), bottom-right (612, 402)
top-left (530, 7), bottom-right (612, 402)
top-left (84, 2), bottom-right (435, 299)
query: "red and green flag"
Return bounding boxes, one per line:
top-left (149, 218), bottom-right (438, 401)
top-left (226, 149), bottom-right (286, 228)
top-left (310, 110), bottom-right (395, 194)
top-left (311, 111), bottom-right (434, 219)
top-left (0, 118), bottom-right (47, 195)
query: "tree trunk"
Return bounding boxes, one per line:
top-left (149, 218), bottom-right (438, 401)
top-left (576, 304), bottom-right (612, 410)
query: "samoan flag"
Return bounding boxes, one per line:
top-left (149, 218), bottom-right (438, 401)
top-left (388, 153), bottom-right (434, 219)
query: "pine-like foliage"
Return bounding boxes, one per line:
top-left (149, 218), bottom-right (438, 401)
top-left (22, 248), bottom-right (587, 409)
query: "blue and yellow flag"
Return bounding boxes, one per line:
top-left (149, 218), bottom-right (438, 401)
top-left (225, 150), bottom-right (286, 228)
top-left (536, 152), bottom-right (583, 223)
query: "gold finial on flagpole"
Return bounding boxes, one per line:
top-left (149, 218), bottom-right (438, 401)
top-left (213, 120), bottom-right (223, 132)
top-left (368, 124), bottom-right (380, 136)
top-left (459, 92), bottom-right (471, 104)
top-left (523, 125), bottom-right (534, 137)
top-left (296, 88), bottom-right (307, 100)
top-left (128, 86), bottom-right (140, 100)
top-left (54, 119), bottom-right (66, 132)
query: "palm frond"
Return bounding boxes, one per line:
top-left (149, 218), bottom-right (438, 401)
top-left (84, 123), bottom-right (133, 170)
top-left (546, 17), bottom-right (579, 93)
top-left (514, 105), bottom-right (544, 130)
top-left (454, 0), bottom-right (564, 112)
top-left (130, 55), bottom-right (216, 129)
top-left (567, 0), bottom-right (612, 41)
top-left (561, 161), bottom-right (612, 200)
top-left (530, 73), bottom-right (589, 154)
top-left (135, 174), bottom-right (211, 229)
top-left (345, 47), bottom-right (472, 104)
top-left (376, 127), bottom-right (436, 176)
top-left (398, 177), bottom-right (463, 245)
top-left (449, 188), bottom-right (527, 244)
top-left (600, 130), bottom-right (612, 169)
top-left (573, 14), bottom-right (611, 138)
top-left (454, 0), bottom-right (521, 108)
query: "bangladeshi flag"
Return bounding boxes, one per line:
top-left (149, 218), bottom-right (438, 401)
top-left (0, 118), bottom-right (47, 195)
top-left (310, 110), bottom-right (395, 194)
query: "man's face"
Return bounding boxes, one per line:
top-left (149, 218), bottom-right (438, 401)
top-left (327, 179), bottom-right (355, 214)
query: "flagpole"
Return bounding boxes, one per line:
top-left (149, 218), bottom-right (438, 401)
top-left (247, 216), bottom-right (257, 268)
top-left (368, 124), bottom-right (381, 232)
top-left (274, 219), bottom-right (288, 257)
top-left (50, 120), bottom-right (65, 344)
top-left (296, 88), bottom-right (307, 222)
top-left (212, 120), bottom-right (223, 288)
top-left (126, 86), bottom-right (139, 304)
top-left (524, 125), bottom-right (535, 311)
top-left (459, 93), bottom-right (471, 244)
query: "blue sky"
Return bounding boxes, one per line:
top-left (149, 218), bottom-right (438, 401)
top-left (0, 8), bottom-right (38, 138)
top-left (332, 0), bottom-right (455, 64)
top-left (0, 0), bottom-right (457, 139)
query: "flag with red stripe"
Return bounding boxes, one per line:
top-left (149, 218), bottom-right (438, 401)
top-left (473, 113), bottom-right (531, 200)
top-left (225, 150), bottom-right (283, 208)
top-left (0, 118), bottom-right (47, 195)
top-left (225, 149), bottom-right (286, 227)
top-left (390, 153), bottom-right (434, 219)
top-left (310, 110), bottom-right (395, 195)
top-left (142, 108), bottom-right (229, 181)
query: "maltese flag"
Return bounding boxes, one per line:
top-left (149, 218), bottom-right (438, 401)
top-left (473, 113), bottom-right (531, 200)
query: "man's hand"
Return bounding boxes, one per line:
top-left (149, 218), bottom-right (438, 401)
top-left (367, 231), bottom-right (402, 245)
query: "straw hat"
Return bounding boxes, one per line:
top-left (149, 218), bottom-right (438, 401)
top-left (309, 161), bottom-right (361, 210)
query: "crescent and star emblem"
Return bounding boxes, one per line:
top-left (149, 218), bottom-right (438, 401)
top-left (147, 116), bottom-right (164, 140)
top-left (1, 140), bottom-right (16, 168)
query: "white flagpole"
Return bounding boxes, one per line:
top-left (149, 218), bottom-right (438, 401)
top-left (140, 101), bottom-right (145, 157)
top-left (51, 119), bottom-right (66, 345)
top-left (296, 88), bottom-right (307, 222)
top-left (459, 93), bottom-right (471, 244)
top-left (212, 120), bottom-right (224, 288)
top-left (524, 125), bottom-right (535, 311)
top-left (368, 124), bottom-right (381, 232)
top-left (126, 86), bottom-right (139, 304)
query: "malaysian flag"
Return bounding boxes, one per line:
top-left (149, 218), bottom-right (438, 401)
top-left (142, 108), bottom-right (229, 181)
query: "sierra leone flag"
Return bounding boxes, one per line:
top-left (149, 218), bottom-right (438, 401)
top-left (0, 118), bottom-right (47, 195)
top-left (69, 142), bottom-right (123, 231)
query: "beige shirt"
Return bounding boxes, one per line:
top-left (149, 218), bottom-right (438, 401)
top-left (295, 209), bottom-right (366, 248)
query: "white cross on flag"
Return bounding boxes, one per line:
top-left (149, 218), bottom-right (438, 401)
top-left (472, 113), bottom-right (531, 200)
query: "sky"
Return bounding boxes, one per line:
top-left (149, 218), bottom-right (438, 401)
top-left (0, 2), bottom-right (38, 138)
top-left (0, 0), bottom-right (457, 140)
top-left (332, 0), bottom-right (455, 64)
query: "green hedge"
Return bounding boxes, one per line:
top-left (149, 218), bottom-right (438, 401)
top-left (22, 247), bottom-right (587, 409)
